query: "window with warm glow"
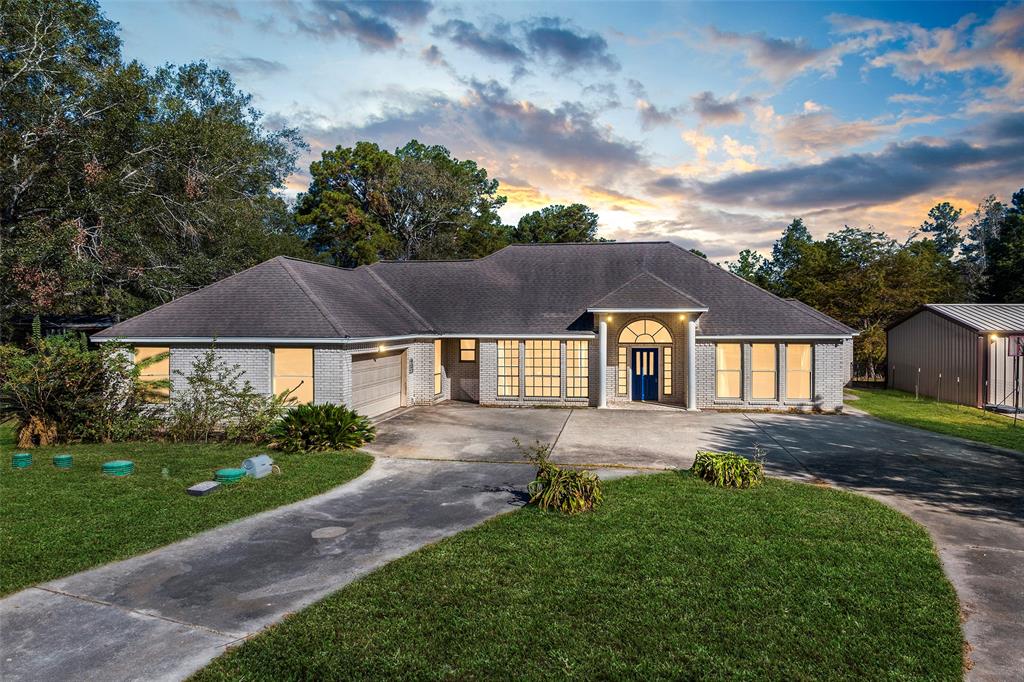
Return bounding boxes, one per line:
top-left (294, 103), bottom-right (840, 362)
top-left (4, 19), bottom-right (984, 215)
top-left (497, 340), bottom-right (519, 397)
top-left (616, 346), bottom-right (628, 395)
top-left (751, 344), bottom-right (777, 400)
top-left (274, 347), bottom-right (314, 404)
top-left (459, 338), bottom-right (476, 362)
top-left (618, 319), bottom-right (672, 344)
top-left (786, 344), bottom-right (812, 400)
top-left (433, 340), bottom-right (442, 394)
top-left (525, 339), bottom-right (559, 397)
top-left (135, 346), bottom-right (170, 403)
top-left (566, 340), bottom-right (589, 398)
top-left (716, 343), bottom-right (741, 399)
top-left (663, 346), bottom-right (672, 395)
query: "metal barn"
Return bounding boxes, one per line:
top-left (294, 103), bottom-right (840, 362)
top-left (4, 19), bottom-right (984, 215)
top-left (886, 304), bottom-right (1024, 411)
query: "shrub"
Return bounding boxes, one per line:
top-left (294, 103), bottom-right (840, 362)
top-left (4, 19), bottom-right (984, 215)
top-left (691, 450), bottom-right (765, 489)
top-left (516, 439), bottom-right (603, 515)
top-left (0, 327), bottom-right (156, 446)
top-left (165, 348), bottom-right (292, 443)
top-left (270, 403), bottom-right (376, 452)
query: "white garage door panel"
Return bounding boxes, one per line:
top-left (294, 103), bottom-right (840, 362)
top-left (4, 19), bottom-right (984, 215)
top-left (352, 351), bottom-right (404, 417)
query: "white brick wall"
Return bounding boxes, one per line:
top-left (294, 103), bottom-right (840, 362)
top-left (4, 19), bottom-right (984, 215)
top-left (169, 346), bottom-right (271, 397)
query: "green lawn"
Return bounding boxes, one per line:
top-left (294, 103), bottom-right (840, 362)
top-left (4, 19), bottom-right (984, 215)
top-left (194, 472), bottom-right (963, 681)
top-left (0, 421), bottom-right (372, 596)
top-left (848, 388), bottom-right (1024, 452)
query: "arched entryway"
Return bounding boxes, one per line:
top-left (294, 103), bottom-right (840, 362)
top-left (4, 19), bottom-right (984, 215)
top-left (619, 319), bottom-right (673, 401)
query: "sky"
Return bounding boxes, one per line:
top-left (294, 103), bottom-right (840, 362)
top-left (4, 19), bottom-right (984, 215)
top-left (103, 0), bottom-right (1024, 259)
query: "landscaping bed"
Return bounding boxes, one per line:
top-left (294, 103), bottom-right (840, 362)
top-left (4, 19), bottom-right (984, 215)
top-left (194, 471), bottom-right (963, 681)
top-left (847, 388), bottom-right (1023, 452)
top-left (0, 422), bottom-right (372, 596)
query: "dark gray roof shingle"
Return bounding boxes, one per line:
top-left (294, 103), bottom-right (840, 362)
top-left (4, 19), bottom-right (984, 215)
top-left (97, 243), bottom-right (854, 340)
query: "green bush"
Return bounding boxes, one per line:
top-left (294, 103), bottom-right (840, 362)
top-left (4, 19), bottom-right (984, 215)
top-left (516, 439), bottom-right (603, 515)
top-left (691, 450), bottom-right (765, 489)
top-left (270, 403), bottom-right (376, 452)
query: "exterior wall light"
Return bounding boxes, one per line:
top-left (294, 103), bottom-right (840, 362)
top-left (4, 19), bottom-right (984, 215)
top-left (680, 314), bottom-right (688, 321)
top-left (606, 315), bottom-right (613, 322)
top-left (377, 344), bottom-right (386, 353)
top-left (990, 334), bottom-right (999, 341)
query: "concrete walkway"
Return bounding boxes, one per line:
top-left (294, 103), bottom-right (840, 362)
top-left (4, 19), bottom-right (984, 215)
top-left (0, 459), bottom-right (540, 681)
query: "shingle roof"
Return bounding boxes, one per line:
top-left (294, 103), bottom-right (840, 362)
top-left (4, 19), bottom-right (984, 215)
top-left (923, 304), bottom-right (1024, 333)
top-left (588, 271), bottom-right (706, 310)
top-left (96, 243), bottom-right (854, 340)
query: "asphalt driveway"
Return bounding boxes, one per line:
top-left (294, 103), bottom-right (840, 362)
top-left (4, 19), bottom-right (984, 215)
top-left (369, 403), bottom-right (1024, 681)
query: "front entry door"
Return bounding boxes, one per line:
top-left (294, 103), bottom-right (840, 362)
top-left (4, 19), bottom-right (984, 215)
top-left (631, 348), bottom-right (658, 401)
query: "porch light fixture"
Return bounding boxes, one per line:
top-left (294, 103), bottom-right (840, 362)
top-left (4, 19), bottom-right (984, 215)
top-left (606, 315), bottom-right (613, 322)
top-left (377, 344), bottom-right (386, 353)
top-left (990, 334), bottom-right (999, 341)
top-left (679, 314), bottom-right (687, 321)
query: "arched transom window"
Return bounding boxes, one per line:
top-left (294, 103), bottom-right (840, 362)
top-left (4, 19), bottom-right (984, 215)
top-left (618, 319), bottom-right (672, 344)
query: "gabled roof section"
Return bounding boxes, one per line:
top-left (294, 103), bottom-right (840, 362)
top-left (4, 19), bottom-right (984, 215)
top-left (923, 303), bottom-right (1024, 333)
top-left (587, 271), bottom-right (706, 310)
top-left (784, 298), bottom-right (857, 335)
top-left (95, 257), bottom-right (430, 340)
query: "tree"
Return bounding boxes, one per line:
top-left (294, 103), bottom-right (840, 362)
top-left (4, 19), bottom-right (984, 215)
top-left (918, 201), bottom-right (963, 258)
top-left (688, 248), bottom-right (707, 259)
top-left (1, 0), bottom-right (309, 337)
top-left (510, 203), bottom-right (602, 244)
top-left (960, 195), bottom-right (1006, 299)
top-left (726, 249), bottom-right (767, 286)
top-left (983, 188), bottom-right (1024, 303)
top-left (761, 218), bottom-right (813, 296)
top-left (296, 140), bottom-right (508, 266)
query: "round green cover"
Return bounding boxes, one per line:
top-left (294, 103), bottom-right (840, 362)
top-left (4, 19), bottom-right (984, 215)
top-left (12, 453), bottom-right (32, 468)
top-left (53, 455), bottom-right (73, 468)
top-left (215, 468), bottom-right (246, 483)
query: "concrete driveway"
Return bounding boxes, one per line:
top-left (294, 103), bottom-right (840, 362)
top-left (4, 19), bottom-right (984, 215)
top-left (369, 403), bottom-right (1024, 681)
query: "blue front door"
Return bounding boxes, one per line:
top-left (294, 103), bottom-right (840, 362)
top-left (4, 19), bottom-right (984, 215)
top-left (631, 348), bottom-right (658, 401)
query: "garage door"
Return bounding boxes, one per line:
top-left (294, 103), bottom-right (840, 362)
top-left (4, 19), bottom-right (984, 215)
top-left (352, 350), bottom-right (404, 417)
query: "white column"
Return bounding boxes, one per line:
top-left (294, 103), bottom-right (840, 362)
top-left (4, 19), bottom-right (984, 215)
top-left (687, 317), bottom-right (698, 411)
top-left (598, 315), bottom-right (608, 408)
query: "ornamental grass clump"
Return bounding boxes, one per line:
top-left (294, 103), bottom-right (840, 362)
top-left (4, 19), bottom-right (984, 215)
top-left (516, 439), bottom-right (602, 515)
top-left (270, 404), bottom-right (376, 452)
top-left (691, 449), bottom-right (765, 489)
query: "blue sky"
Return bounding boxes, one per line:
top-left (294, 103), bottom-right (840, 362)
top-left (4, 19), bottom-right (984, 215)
top-left (104, 0), bottom-right (1023, 258)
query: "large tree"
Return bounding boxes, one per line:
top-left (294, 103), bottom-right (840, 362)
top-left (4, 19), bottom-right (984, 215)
top-left (296, 140), bottom-right (508, 266)
top-left (981, 189), bottom-right (1024, 303)
top-left (510, 203), bottom-right (602, 244)
top-left (0, 0), bottom-right (308, 336)
top-left (918, 201), bottom-right (963, 258)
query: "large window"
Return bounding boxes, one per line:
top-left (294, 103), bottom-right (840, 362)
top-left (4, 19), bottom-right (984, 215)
top-left (274, 347), bottom-right (314, 404)
top-left (618, 319), bottom-right (672, 344)
top-left (433, 340), bottom-right (442, 395)
top-left (525, 339), bottom-right (559, 397)
top-left (497, 340), bottom-right (519, 397)
top-left (617, 347), bottom-right (628, 395)
top-left (715, 343), bottom-right (741, 399)
top-left (459, 339), bottom-right (476, 362)
top-left (135, 346), bottom-right (170, 403)
top-left (566, 340), bottom-right (589, 398)
top-left (786, 344), bottom-right (812, 400)
top-left (663, 346), bottom-right (672, 395)
top-left (751, 344), bottom-right (777, 400)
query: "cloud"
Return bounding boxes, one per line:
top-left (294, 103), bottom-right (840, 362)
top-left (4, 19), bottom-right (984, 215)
top-left (696, 113), bottom-right (1024, 210)
top-left (609, 206), bottom-right (781, 259)
top-left (691, 91), bottom-right (755, 124)
top-left (183, 0), bottom-right (241, 22)
top-left (281, 0), bottom-right (432, 50)
top-left (887, 93), bottom-right (935, 104)
top-left (761, 106), bottom-right (939, 157)
top-left (581, 185), bottom-right (655, 211)
top-left (498, 179), bottom-right (552, 211)
top-left (635, 99), bottom-right (684, 129)
top-left (522, 17), bottom-right (619, 72)
top-left (420, 44), bottom-right (449, 67)
top-left (216, 56), bottom-right (288, 76)
top-left (431, 19), bottom-right (527, 64)
top-left (707, 26), bottom-right (843, 82)
top-left (681, 129), bottom-right (717, 161)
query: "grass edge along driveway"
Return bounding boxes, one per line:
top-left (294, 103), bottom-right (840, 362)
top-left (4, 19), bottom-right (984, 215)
top-left (847, 388), bottom-right (1024, 453)
top-left (0, 423), bottom-right (372, 596)
top-left (194, 472), bottom-right (964, 681)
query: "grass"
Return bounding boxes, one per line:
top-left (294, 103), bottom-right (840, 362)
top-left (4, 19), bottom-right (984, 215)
top-left (0, 420), bottom-right (372, 596)
top-left (848, 388), bottom-right (1024, 452)
top-left (194, 472), bottom-right (963, 681)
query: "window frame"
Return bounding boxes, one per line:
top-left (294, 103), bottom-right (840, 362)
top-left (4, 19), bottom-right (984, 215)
top-left (135, 346), bottom-right (170, 403)
top-left (663, 346), bottom-right (672, 396)
top-left (497, 339), bottom-right (520, 398)
top-left (433, 340), bottom-right (442, 395)
top-left (273, 347), bottom-right (314, 404)
top-left (459, 338), bottom-right (477, 362)
top-left (750, 343), bottom-right (777, 400)
top-left (524, 339), bottom-right (560, 398)
top-left (786, 343), bottom-right (813, 401)
top-left (566, 340), bottom-right (589, 399)
top-left (617, 346), bottom-right (628, 396)
top-left (715, 343), bottom-right (742, 399)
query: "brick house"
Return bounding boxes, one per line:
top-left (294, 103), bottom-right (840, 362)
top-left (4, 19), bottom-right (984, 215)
top-left (93, 242), bottom-right (855, 416)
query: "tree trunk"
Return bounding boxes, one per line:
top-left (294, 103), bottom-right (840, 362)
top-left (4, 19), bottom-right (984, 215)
top-left (17, 416), bottom-right (58, 448)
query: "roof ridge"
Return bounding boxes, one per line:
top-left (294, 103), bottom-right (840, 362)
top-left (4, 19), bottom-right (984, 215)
top-left (277, 257), bottom-right (349, 337)
top-left (365, 267), bottom-right (436, 333)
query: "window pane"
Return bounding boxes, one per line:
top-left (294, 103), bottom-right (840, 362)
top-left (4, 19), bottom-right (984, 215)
top-left (752, 372), bottom-right (776, 400)
top-left (716, 344), bottom-right (741, 370)
top-left (274, 347), bottom-right (313, 404)
top-left (135, 346), bottom-right (170, 402)
top-left (617, 347), bottom-right (627, 395)
top-left (566, 340), bottom-right (588, 398)
top-left (751, 344), bottom-right (775, 371)
top-left (787, 344), bottom-right (811, 371)
top-left (433, 340), bottom-right (442, 394)
top-left (459, 338), bottom-right (476, 362)
top-left (663, 347), bottom-right (672, 395)
top-left (525, 339), bottom-right (559, 397)
top-left (786, 371), bottom-right (811, 400)
top-left (497, 340), bottom-right (519, 397)
top-left (717, 371), bottom-right (740, 398)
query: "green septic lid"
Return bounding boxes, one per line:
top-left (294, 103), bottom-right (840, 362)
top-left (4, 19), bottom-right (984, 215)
top-left (102, 460), bottom-right (134, 475)
top-left (215, 468), bottom-right (246, 483)
top-left (53, 454), bottom-right (73, 468)
top-left (12, 453), bottom-right (32, 467)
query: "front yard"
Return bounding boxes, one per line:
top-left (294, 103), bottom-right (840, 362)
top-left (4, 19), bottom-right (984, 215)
top-left (0, 422), bottom-right (372, 596)
top-left (194, 472), bottom-right (963, 681)
top-left (847, 388), bottom-right (1024, 452)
